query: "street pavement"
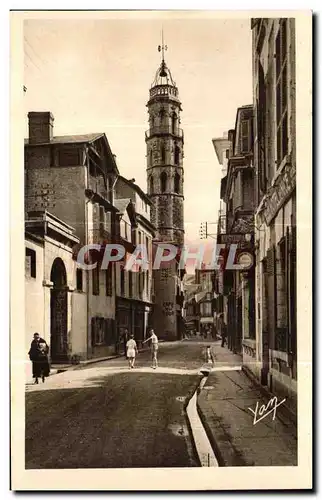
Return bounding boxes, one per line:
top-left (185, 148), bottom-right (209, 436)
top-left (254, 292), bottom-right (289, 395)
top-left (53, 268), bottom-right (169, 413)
top-left (25, 340), bottom-right (298, 469)
top-left (25, 340), bottom-right (209, 469)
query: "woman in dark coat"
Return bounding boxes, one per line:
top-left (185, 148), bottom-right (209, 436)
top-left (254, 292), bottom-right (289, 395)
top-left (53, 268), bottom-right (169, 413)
top-left (28, 332), bottom-right (50, 384)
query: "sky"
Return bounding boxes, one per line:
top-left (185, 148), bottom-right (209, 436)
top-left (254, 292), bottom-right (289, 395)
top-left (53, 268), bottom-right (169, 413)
top-left (24, 13), bottom-right (253, 255)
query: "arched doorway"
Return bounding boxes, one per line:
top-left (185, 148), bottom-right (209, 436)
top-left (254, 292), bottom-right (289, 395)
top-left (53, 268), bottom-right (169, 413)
top-left (50, 258), bottom-right (68, 363)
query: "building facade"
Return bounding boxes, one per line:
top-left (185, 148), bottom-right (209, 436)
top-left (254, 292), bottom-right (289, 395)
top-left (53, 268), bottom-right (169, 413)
top-left (114, 176), bottom-right (155, 347)
top-left (25, 111), bottom-right (119, 360)
top-left (251, 18), bottom-right (297, 411)
top-left (145, 49), bottom-right (185, 340)
top-left (215, 105), bottom-right (256, 356)
top-left (25, 211), bottom-right (80, 376)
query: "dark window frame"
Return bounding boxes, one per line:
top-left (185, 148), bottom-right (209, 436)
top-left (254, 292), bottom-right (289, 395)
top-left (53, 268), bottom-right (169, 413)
top-left (275, 19), bottom-right (288, 166)
top-left (25, 247), bottom-right (36, 278)
top-left (160, 171), bottom-right (167, 192)
top-left (92, 265), bottom-right (100, 296)
top-left (76, 268), bottom-right (83, 291)
top-left (106, 266), bottom-right (112, 296)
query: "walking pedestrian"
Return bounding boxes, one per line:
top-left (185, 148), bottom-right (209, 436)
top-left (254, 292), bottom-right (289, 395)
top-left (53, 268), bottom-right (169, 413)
top-left (28, 332), bottom-right (50, 384)
top-left (126, 334), bottom-right (138, 369)
top-left (219, 314), bottom-right (227, 348)
top-left (206, 345), bottom-right (215, 365)
top-left (143, 329), bottom-right (159, 369)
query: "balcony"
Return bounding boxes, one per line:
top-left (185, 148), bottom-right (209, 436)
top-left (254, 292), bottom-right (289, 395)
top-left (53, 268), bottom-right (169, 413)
top-left (145, 126), bottom-right (184, 140)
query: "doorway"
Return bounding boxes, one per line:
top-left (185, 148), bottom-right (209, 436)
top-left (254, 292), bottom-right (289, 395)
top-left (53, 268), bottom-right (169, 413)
top-left (50, 258), bottom-right (68, 363)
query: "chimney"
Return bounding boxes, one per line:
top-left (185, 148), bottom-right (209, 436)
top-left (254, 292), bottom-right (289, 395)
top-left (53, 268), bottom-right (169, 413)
top-left (28, 112), bottom-right (54, 144)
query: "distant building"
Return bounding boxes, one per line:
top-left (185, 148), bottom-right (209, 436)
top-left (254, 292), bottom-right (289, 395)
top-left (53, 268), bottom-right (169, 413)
top-left (195, 266), bottom-right (215, 337)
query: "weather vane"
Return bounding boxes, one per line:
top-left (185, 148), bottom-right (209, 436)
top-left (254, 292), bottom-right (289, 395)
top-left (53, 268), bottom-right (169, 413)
top-left (158, 28), bottom-right (168, 63)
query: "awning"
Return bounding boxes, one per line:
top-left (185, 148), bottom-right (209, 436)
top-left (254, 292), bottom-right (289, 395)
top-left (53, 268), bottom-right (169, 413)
top-left (200, 317), bottom-right (214, 324)
top-left (195, 290), bottom-right (207, 303)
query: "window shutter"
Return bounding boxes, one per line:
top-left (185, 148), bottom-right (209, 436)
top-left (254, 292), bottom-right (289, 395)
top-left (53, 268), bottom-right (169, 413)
top-left (91, 317), bottom-right (96, 347)
top-left (266, 246), bottom-right (276, 349)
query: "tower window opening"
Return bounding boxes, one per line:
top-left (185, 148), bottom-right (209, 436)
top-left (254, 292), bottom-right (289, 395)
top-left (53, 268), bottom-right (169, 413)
top-left (159, 108), bottom-right (165, 125)
top-left (151, 115), bottom-right (155, 128)
top-left (149, 175), bottom-right (154, 194)
top-left (150, 148), bottom-right (153, 165)
top-left (160, 171), bottom-right (167, 193)
top-left (174, 172), bottom-right (180, 194)
top-left (174, 145), bottom-right (180, 165)
top-left (171, 113), bottom-right (178, 134)
top-left (161, 143), bottom-right (166, 163)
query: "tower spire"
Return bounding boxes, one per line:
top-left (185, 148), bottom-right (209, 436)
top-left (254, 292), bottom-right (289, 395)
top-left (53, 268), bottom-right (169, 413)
top-left (158, 28), bottom-right (168, 76)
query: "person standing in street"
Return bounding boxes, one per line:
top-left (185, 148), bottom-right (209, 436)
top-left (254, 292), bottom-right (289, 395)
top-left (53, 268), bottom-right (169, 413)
top-left (126, 334), bottom-right (138, 369)
top-left (28, 332), bottom-right (50, 384)
top-left (143, 329), bottom-right (159, 369)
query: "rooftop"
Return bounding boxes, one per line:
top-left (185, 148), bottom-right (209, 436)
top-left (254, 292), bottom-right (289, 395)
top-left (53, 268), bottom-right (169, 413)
top-left (24, 133), bottom-right (104, 146)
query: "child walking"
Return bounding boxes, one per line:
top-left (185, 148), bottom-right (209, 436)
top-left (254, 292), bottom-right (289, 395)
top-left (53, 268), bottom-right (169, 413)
top-left (126, 334), bottom-right (138, 369)
top-left (206, 345), bottom-right (215, 365)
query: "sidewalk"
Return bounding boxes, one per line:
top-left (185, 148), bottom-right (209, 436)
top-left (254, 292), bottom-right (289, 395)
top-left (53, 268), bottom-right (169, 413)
top-left (198, 343), bottom-right (297, 466)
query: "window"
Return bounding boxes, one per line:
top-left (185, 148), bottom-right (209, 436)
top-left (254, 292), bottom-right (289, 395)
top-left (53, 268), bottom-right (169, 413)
top-left (92, 266), bottom-right (100, 295)
top-left (99, 206), bottom-right (105, 234)
top-left (171, 113), bottom-right (177, 134)
top-left (120, 266), bottom-right (125, 296)
top-left (91, 317), bottom-right (105, 346)
top-left (240, 120), bottom-right (251, 154)
top-left (25, 248), bottom-right (36, 278)
top-left (174, 145), bottom-right (180, 165)
top-left (159, 108), bottom-right (165, 125)
top-left (105, 211), bottom-right (111, 232)
top-left (161, 143), bottom-right (166, 163)
top-left (275, 19), bottom-right (288, 165)
top-left (174, 172), bottom-right (180, 193)
top-left (275, 238), bottom-right (288, 350)
top-left (145, 236), bottom-right (149, 261)
top-left (139, 271), bottom-right (144, 298)
top-left (106, 266), bottom-right (112, 296)
top-left (160, 171), bottom-right (167, 192)
top-left (150, 149), bottom-right (153, 166)
top-left (76, 268), bottom-right (83, 291)
top-left (258, 59), bottom-right (267, 191)
top-left (138, 231), bottom-right (142, 245)
top-left (129, 271), bottom-right (133, 298)
top-left (149, 175), bottom-right (154, 193)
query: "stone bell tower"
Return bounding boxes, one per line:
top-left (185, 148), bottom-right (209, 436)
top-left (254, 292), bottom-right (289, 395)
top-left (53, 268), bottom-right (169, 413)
top-left (145, 38), bottom-right (184, 340)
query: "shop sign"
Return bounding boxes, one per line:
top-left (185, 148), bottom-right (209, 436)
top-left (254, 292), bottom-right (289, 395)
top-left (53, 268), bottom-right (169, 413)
top-left (262, 161), bottom-right (296, 225)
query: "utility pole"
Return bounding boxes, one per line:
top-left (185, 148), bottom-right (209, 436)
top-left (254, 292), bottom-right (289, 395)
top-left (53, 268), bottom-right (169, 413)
top-left (199, 221), bottom-right (217, 240)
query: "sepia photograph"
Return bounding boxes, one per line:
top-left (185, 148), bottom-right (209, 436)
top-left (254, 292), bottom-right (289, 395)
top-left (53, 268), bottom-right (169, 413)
top-left (10, 9), bottom-right (312, 491)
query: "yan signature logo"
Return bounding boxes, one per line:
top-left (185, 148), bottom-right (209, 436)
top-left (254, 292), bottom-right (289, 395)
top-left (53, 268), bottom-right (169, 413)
top-left (248, 396), bottom-right (286, 425)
